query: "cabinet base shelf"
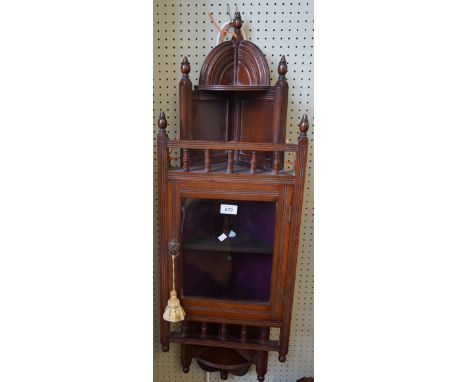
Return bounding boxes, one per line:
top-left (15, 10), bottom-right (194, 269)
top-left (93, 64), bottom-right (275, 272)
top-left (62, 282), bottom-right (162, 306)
top-left (170, 332), bottom-right (279, 352)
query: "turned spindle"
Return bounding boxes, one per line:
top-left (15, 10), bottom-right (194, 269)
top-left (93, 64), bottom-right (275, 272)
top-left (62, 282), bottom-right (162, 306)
top-left (220, 323), bottom-right (227, 341)
top-left (227, 149), bottom-right (234, 173)
top-left (201, 322), bottom-right (208, 338)
top-left (182, 148), bottom-right (189, 171)
top-left (204, 149), bottom-right (211, 172)
top-left (240, 325), bottom-right (247, 342)
top-left (250, 151), bottom-right (257, 174)
top-left (273, 151), bottom-right (280, 174)
top-left (260, 327), bottom-right (270, 344)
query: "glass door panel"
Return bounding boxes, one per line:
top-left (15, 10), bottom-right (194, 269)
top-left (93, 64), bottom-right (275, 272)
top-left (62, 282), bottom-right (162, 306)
top-left (180, 198), bottom-right (276, 303)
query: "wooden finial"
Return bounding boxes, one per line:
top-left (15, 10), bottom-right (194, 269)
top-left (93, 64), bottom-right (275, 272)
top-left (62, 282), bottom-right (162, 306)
top-left (278, 55), bottom-right (288, 77)
top-left (233, 11), bottom-right (243, 31)
top-left (158, 111), bottom-right (167, 133)
top-left (299, 114), bottom-right (309, 137)
top-left (181, 56), bottom-right (190, 78)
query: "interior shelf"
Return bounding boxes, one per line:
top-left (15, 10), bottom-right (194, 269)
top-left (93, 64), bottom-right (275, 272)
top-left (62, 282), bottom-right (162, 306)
top-left (183, 233), bottom-right (273, 255)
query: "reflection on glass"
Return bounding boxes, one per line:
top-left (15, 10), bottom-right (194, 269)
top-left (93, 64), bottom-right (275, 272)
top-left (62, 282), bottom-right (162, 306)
top-left (181, 198), bottom-right (276, 303)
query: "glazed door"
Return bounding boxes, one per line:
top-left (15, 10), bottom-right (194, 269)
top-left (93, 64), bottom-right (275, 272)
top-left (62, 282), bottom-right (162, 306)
top-left (168, 182), bottom-right (292, 324)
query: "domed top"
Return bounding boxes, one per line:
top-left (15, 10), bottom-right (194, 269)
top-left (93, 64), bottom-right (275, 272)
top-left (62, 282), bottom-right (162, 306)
top-left (198, 12), bottom-right (270, 86)
top-left (199, 40), bottom-right (270, 86)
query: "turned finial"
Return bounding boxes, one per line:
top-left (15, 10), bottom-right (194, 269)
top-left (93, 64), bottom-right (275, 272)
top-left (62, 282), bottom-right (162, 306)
top-left (158, 111), bottom-right (167, 133)
top-left (181, 56), bottom-right (190, 78)
top-left (278, 55), bottom-right (288, 77)
top-left (233, 11), bottom-right (243, 31)
top-left (299, 114), bottom-right (309, 137)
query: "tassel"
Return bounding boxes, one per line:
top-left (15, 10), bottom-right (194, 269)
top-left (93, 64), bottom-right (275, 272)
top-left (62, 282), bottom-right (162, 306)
top-left (163, 241), bottom-right (185, 322)
top-left (163, 289), bottom-right (185, 322)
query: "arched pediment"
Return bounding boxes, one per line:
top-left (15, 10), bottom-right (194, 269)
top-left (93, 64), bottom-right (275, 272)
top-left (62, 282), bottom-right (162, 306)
top-left (199, 40), bottom-right (270, 86)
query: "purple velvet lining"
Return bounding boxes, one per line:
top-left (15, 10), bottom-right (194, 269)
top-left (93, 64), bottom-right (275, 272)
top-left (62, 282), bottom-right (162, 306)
top-left (181, 199), bottom-right (276, 302)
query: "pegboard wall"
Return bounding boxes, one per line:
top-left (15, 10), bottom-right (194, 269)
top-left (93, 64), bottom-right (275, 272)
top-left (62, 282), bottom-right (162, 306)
top-left (154, 1), bottom-right (313, 381)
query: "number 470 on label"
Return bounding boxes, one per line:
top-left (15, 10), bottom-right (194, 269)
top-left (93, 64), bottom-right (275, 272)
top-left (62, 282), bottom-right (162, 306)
top-left (220, 204), bottom-right (238, 215)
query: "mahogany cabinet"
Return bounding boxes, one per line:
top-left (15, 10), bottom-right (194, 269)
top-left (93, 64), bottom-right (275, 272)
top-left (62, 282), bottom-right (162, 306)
top-left (156, 12), bottom-right (310, 381)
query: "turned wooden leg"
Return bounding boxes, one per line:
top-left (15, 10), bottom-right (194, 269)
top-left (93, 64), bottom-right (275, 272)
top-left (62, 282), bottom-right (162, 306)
top-left (181, 344), bottom-right (192, 373)
top-left (256, 350), bottom-right (268, 381)
top-left (220, 370), bottom-right (228, 380)
top-left (278, 326), bottom-right (289, 362)
top-left (161, 320), bottom-right (170, 352)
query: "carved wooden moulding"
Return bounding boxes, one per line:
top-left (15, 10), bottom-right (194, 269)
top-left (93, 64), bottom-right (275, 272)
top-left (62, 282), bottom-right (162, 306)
top-left (198, 42), bottom-right (270, 89)
top-left (198, 16), bottom-right (270, 87)
top-left (157, 11), bottom-right (310, 381)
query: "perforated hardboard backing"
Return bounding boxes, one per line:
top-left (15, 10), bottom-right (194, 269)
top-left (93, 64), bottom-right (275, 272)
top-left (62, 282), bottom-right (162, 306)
top-left (154, 1), bottom-right (313, 381)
